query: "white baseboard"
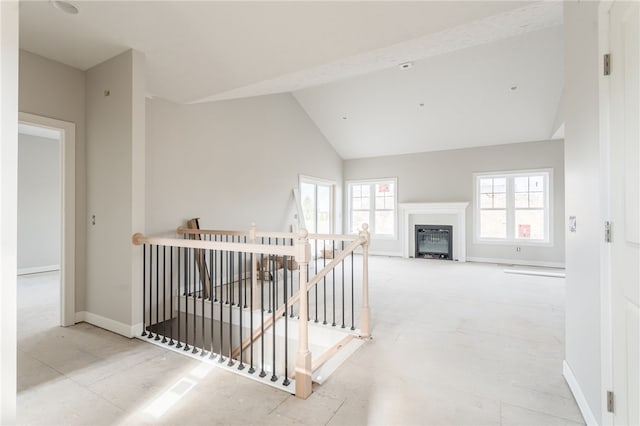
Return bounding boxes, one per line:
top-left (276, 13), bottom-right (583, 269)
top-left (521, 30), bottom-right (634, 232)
top-left (75, 311), bottom-right (139, 338)
top-left (563, 360), bottom-right (597, 426)
top-left (368, 250), bottom-right (402, 257)
top-left (17, 264), bottom-right (60, 275)
top-left (467, 257), bottom-right (565, 269)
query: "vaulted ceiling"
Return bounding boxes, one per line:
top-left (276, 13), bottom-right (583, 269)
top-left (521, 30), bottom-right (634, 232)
top-left (19, 1), bottom-right (563, 159)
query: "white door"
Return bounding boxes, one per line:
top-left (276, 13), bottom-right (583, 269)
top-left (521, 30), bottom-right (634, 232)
top-left (609, 2), bottom-right (640, 424)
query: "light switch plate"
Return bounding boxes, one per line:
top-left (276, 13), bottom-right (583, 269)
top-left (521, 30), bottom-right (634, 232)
top-left (569, 216), bottom-right (577, 232)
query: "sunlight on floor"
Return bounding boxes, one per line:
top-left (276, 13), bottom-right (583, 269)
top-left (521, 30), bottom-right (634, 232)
top-left (142, 360), bottom-right (215, 418)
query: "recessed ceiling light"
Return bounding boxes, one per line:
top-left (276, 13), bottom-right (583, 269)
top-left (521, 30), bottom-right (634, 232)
top-left (399, 62), bottom-right (413, 70)
top-left (50, 0), bottom-right (79, 15)
top-left (510, 85), bottom-right (519, 92)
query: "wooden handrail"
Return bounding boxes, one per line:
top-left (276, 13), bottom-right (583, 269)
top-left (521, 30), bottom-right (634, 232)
top-left (176, 226), bottom-right (249, 237)
top-left (176, 226), bottom-right (360, 243)
top-left (132, 233), bottom-right (296, 257)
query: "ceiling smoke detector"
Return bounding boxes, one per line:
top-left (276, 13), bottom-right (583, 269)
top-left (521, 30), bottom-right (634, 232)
top-left (399, 62), bottom-right (413, 70)
top-left (50, 0), bottom-right (79, 15)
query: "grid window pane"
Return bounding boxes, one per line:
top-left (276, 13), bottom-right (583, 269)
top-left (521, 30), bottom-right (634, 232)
top-left (515, 209), bottom-right (545, 240)
top-left (493, 178), bottom-right (506, 193)
top-left (529, 191), bottom-right (544, 208)
top-left (514, 192), bottom-right (529, 208)
top-left (514, 176), bottom-right (529, 192)
top-left (530, 176), bottom-right (544, 192)
top-left (351, 184), bottom-right (370, 210)
top-left (480, 193), bottom-right (493, 209)
top-left (375, 183), bottom-right (394, 209)
top-left (480, 210), bottom-right (507, 238)
top-left (480, 178), bottom-right (493, 193)
top-left (494, 193), bottom-right (506, 209)
top-left (375, 183), bottom-right (393, 195)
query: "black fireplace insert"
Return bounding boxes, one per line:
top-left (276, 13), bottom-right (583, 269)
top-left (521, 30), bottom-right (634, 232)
top-left (415, 225), bottom-right (453, 260)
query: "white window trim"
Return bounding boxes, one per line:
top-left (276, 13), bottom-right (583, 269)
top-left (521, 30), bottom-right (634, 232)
top-left (473, 168), bottom-right (554, 247)
top-left (299, 174), bottom-right (336, 234)
top-left (346, 177), bottom-right (398, 239)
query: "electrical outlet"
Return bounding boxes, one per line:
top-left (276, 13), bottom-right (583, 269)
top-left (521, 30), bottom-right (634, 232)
top-left (516, 246), bottom-right (521, 253)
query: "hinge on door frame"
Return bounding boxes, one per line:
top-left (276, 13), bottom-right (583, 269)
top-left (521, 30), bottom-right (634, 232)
top-left (604, 53), bottom-right (611, 76)
top-left (605, 221), bottom-right (613, 243)
top-left (607, 390), bottom-right (614, 413)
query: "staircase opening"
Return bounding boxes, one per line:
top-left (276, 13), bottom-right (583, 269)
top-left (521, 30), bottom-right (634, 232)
top-left (132, 222), bottom-right (371, 398)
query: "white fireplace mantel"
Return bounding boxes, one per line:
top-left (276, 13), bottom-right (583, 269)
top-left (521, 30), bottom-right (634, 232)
top-left (399, 202), bottom-right (469, 261)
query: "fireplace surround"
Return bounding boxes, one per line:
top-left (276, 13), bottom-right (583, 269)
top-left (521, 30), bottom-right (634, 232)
top-left (399, 202), bottom-right (469, 262)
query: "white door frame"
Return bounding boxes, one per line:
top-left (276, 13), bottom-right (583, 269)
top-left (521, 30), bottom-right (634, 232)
top-left (18, 112), bottom-right (75, 327)
top-left (598, 2), bottom-right (614, 424)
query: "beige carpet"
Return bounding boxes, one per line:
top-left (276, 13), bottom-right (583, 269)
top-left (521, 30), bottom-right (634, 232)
top-left (16, 258), bottom-right (584, 425)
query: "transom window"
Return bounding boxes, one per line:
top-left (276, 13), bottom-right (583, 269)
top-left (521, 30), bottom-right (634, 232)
top-left (474, 170), bottom-right (552, 244)
top-left (348, 179), bottom-right (397, 238)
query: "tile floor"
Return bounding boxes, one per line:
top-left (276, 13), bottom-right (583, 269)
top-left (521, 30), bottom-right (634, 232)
top-left (17, 258), bottom-right (584, 425)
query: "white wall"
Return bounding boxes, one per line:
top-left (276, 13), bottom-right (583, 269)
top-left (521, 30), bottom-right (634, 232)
top-left (85, 49), bottom-right (145, 332)
top-left (0, 1), bottom-right (19, 423)
top-left (344, 140), bottom-right (565, 266)
top-left (19, 50), bottom-right (86, 311)
top-left (146, 94), bottom-right (343, 235)
top-left (563, 2), bottom-right (603, 423)
top-left (17, 133), bottom-right (60, 273)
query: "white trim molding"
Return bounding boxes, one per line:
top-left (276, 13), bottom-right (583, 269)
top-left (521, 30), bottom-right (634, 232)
top-left (19, 112), bottom-right (76, 327)
top-left (368, 250), bottom-right (403, 257)
top-left (75, 311), bottom-right (139, 338)
top-left (17, 265), bottom-right (60, 275)
top-left (563, 360), bottom-right (597, 426)
top-left (399, 202), bottom-right (468, 261)
top-left (467, 257), bottom-right (565, 269)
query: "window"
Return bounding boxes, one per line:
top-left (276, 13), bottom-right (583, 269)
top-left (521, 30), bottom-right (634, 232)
top-left (474, 170), bottom-right (552, 244)
top-left (348, 178), bottom-right (397, 237)
top-left (299, 176), bottom-right (334, 234)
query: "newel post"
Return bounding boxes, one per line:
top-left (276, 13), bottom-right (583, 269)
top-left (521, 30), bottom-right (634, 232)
top-left (359, 223), bottom-right (371, 338)
top-left (294, 229), bottom-right (312, 399)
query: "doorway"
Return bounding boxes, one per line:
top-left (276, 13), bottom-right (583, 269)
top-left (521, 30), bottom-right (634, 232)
top-left (18, 113), bottom-right (75, 327)
top-left (299, 175), bottom-right (335, 234)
